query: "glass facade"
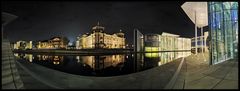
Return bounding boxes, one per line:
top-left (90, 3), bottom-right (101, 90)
top-left (159, 35), bottom-right (178, 61)
top-left (143, 32), bottom-right (191, 60)
top-left (208, 2), bottom-right (238, 65)
top-left (144, 34), bottom-right (160, 57)
top-left (134, 29), bottom-right (144, 52)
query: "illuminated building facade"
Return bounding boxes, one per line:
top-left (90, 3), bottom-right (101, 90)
top-left (159, 32), bottom-right (179, 51)
top-left (144, 34), bottom-right (160, 57)
top-left (208, 2), bottom-right (238, 64)
top-left (177, 37), bottom-right (192, 58)
top-left (37, 37), bottom-right (69, 49)
top-left (37, 40), bottom-right (49, 49)
top-left (76, 22), bottom-right (125, 49)
top-left (191, 31), bottom-right (209, 53)
top-left (49, 37), bottom-right (69, 48)
top-left (159, 32), bottom-right (190, 60)
top-left (144, 32), bottom-right (191, 59)
top-left (14, 41), bottom-right (32, 50)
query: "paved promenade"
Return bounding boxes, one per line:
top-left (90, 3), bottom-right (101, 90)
top-left (172, 53), bottom-right (238, 89)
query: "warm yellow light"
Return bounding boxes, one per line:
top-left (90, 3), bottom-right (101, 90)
top-left (158, 61), bottom-right (162, 66)
top-left (53, 61), bottom-right (60, 65)
top-left (145, 53), bottom-right (159, 58)
top-left (145, 47), bottom-right (159, 52)
top-left (54, 56), bottom-right (59, 61)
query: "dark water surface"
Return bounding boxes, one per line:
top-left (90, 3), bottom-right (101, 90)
top-left (14, 52), bottom-right (190, 77)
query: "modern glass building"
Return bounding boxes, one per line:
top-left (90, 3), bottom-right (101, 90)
top-left (159, 32), bottom-right (179, 61)
top-left (143, 32), bottom-right (191, 59)
top-left (144, 34), bottom-right (160, 57)
top-left (181, 2), bottom-right (208, 54)
top-left (208, 2), bottom-right (238, 64)
top-left (133, 29), bottom-right (144, 52)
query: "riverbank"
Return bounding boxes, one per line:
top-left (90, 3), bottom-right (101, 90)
top-left (13, 49), bottom-right (133, 55)
top-left (13, 49), bottom-right (191, 55)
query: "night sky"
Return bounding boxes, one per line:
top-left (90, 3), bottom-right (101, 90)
top-left (2, 1), bottom-right (207, 44)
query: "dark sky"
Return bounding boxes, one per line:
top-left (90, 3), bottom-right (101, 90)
top-left (2, 1), bottom-right (206, 44)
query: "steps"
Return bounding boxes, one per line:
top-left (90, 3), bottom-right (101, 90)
top-left (2, 40), bottom-right (24, 89)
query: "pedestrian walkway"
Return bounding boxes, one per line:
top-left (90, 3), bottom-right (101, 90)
top-left (16, 62), bottom-right (53, 89)
top-left (172, 52), bottom-right (238, 89)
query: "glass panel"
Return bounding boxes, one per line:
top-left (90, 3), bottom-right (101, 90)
top-left (231, 2), bottom-right (238, 9)
top-left (231, 10), bottom-right (238, 21)
top-left (214, 3), bottom-right (222, 12)
top-left (224, 10), bottom-right (231, 21)
top-left (208, 2), bottom-right (238, 65)
top-left (223, 2), bottom-right (231, 9)
top-left (210, 4), bottom-right (215, 12)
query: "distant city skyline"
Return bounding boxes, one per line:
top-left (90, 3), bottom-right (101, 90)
top-left (2, 1), bottom-right (208, 44)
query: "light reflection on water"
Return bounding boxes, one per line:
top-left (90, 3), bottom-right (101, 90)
top-left (14, 52), bottom-right (191, 76)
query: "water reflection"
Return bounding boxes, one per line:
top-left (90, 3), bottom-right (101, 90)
top-left (76, 55), bottom-right (125, 70)
top-left (36, 55), bottom-right (64, 65)
top-left (144, 51), bottom-right (191, 66)
top-left (14, 51), bottom-right (191, 76)
top-left (14, 53), bottom-right (34, 62)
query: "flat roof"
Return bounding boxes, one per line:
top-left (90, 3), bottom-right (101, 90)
top-left (161, 32), bottom-right (180, 37)
top-left (181, 2), bottom-right (208, 28)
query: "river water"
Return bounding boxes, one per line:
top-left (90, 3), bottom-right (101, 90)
top-left (14, 52), bottom-right (191, 77)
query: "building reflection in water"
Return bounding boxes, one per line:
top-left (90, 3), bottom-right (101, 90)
top-left (14, 53), bottom-right (34, 63)
top-left (76, 55), bottom-right (125, 70)
top-left (143, 52), bottom-right (191, 67)
top-left (37, 55), bottom-right (64, 65)
top-left (13, 52), bottom-right (190, 76)
top-left (14, 53), bottom-right (64, 65)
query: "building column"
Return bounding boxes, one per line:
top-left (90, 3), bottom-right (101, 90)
top-left (195, 11), bottom-right (198, 54)
top-left (201, 27), bottom-right (204, 53)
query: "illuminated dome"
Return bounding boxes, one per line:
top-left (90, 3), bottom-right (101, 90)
top-left (115, 29), bottom-right (125, 38)
top-left (92, 21), bottom-right (104, 33)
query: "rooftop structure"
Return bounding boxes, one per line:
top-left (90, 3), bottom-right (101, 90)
top-left (181, 2), bottom-right (208, 54)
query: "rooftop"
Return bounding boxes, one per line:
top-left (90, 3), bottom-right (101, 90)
top-left (181, 2), bottom-right (208, 28)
